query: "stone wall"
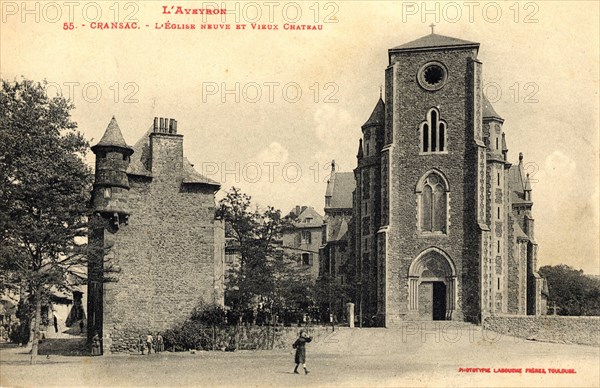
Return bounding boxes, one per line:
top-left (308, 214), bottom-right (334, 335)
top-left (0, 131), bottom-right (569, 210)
top-left (384, 48), bottom-right (481, 323)
top-left (98, 131), bottom-right (219, 353)
top-left (483, 315), bottom-right (600, 346)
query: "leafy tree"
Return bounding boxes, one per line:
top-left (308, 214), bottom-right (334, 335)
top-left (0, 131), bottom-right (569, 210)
top-left (217, 187), bottom-right (311, 318)
top-left (0, 78), bottom-right (93, 363)
top-left (314, 273), bottom-right (352, 323)
top-left (539, 264), bottom-right (600, 316)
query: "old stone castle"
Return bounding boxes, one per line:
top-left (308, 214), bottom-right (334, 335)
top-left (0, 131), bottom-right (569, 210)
top-left (322, 32), bottom-right (548, 326)
top-left (87, 117), bottom-right (223, 353)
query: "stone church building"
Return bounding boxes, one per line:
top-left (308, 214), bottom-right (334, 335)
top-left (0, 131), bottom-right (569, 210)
top-left (347, 32), bottom-right (548, 326)
top-left (87, 117), bottom-right (224, 353)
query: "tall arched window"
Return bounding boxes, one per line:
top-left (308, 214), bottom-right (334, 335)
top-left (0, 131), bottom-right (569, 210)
top-left (420, 108), bottom-right (447, 153)
top-left (417, 172), bottom-right (449, 233)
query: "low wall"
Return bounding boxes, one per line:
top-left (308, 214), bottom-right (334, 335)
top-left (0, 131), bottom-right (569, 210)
top-left (483, 315), bottom-right (600, 346)
top-left (108, 325), bottom-right (337, 354)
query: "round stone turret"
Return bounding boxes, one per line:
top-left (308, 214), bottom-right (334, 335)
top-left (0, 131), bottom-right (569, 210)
top-left (91, 116), bottom-right (134, 223)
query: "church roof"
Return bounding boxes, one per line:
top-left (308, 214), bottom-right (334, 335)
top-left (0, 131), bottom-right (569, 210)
top-left (507, 155), bottom-right (532, 205)
top-left (390, 33), bottom-right (479, 53)
top-left (483, 95), bottom-right (504, 121)
top-left (363, 98), bottom-right (385, 127)
top-left (92, 116), bottom-right (133, 152)
top-left (514, 222), bottom-right (529, 241)
top-left (332, 218), bottom-right (349, 242)
top-left (325, 172), bottom-right (355, 209)
top-left (325, 217), bottom-right (349, 243)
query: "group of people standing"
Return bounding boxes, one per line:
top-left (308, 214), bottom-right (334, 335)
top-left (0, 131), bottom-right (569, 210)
top-left (139, 332), bottom-right (164, 355)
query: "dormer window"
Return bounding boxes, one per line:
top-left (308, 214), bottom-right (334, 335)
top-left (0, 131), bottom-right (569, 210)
top-left (420, 108), bottom-right (447, 154)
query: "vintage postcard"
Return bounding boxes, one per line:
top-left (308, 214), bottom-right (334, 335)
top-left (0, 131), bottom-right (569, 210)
top-left (1, 1), bottom-right (598, 387)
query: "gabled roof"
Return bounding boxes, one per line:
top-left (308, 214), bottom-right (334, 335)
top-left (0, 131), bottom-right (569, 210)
top-left (182, 157), bottom-right (220, 186)
top-left (92, 116), bottom-right (134, 153)
top-left (483, 95), bottom-right (504, 121)
top-left (390, 33), bottom-right (479, 53)
top-left (127, 126), bottom-right (153, 177)
top-left (290, 206), bottom-right (323, 228)
top-left (126, 122), bottom-right (220, 187)
top-left (363, 98), bottom-right (385, 127)
top-left (325, 172), bottom-right (355, 209)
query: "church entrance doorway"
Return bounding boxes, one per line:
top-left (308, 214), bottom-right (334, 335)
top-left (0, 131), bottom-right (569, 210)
top-left (432, 282), bottom-right (447, 320)
top-left (408, 248), bottom-right (457, 320)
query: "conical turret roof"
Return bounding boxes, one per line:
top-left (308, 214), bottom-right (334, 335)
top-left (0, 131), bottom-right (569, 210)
top-left (92, 116), bottom-right (133, 153)
top-left (363, 98), bottom-right (385, 127)
top-left (483, 95), bottom-right (504, 121)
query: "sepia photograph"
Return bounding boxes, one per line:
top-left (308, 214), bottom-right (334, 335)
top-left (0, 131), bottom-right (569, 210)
top-left (1, 1), bottom-right (599, 387)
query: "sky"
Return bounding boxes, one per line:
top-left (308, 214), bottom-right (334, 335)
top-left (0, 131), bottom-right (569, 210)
top-left (1, 1), bottom-right (598, 274)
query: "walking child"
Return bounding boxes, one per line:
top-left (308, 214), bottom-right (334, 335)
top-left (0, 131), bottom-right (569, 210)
top-left (292, 329), bottom-right (312, 374)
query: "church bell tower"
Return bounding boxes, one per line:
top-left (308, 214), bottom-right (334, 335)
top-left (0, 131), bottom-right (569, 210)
top-left (378, 30), bottom-right (486, 324)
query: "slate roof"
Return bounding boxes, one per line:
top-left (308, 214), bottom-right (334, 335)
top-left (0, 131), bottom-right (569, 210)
top-left (92, 116), bottom-right (133, 153)
top-left (483, 95), bottom-right (504, 121)
top-left (127, 126), bottom-right (153, 177)
top-left (182, 157), bottom-right (220, 186)
top-left (125, 121), bottom-right (219, 187)
top-left (390, 33), bottom-right (479, 52)
top-left (290, 206), bottom-right (324, 228)
top-left (325, 172), bottom-right (355, 209)
top-left (332, 218), bottom-right (349, 242)
top-left (507, 160), bottom-right (531, 204)
top-left (514, 222), bottom-right (529, 241)
top-left (363, 98), bottom-right (385, 127)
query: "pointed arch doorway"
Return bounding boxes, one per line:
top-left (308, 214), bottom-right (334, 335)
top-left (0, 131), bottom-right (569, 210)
top-left (408, 248), bottom-right (457, 320)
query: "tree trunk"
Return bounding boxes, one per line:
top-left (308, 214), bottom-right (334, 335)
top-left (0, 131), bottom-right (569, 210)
top-left (30, 284), bottom-right (42, 365)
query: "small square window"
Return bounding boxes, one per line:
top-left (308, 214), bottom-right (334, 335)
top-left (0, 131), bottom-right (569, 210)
top-left (301, 253), bottom-right (311, 266)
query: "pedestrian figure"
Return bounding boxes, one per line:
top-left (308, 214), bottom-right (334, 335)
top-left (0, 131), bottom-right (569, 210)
top-left (156, 332), bottom-right (164, 353)
top-left (139, 335), bottom-right (146, 355)
top-left (146, 333), bottom-right (153, 355)
top-left (292, 329), bottom-right (312, 374)
top-left (79, 320), bottom-right (84, 334)
top-left (91, 333), bottom-right (101, 356)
